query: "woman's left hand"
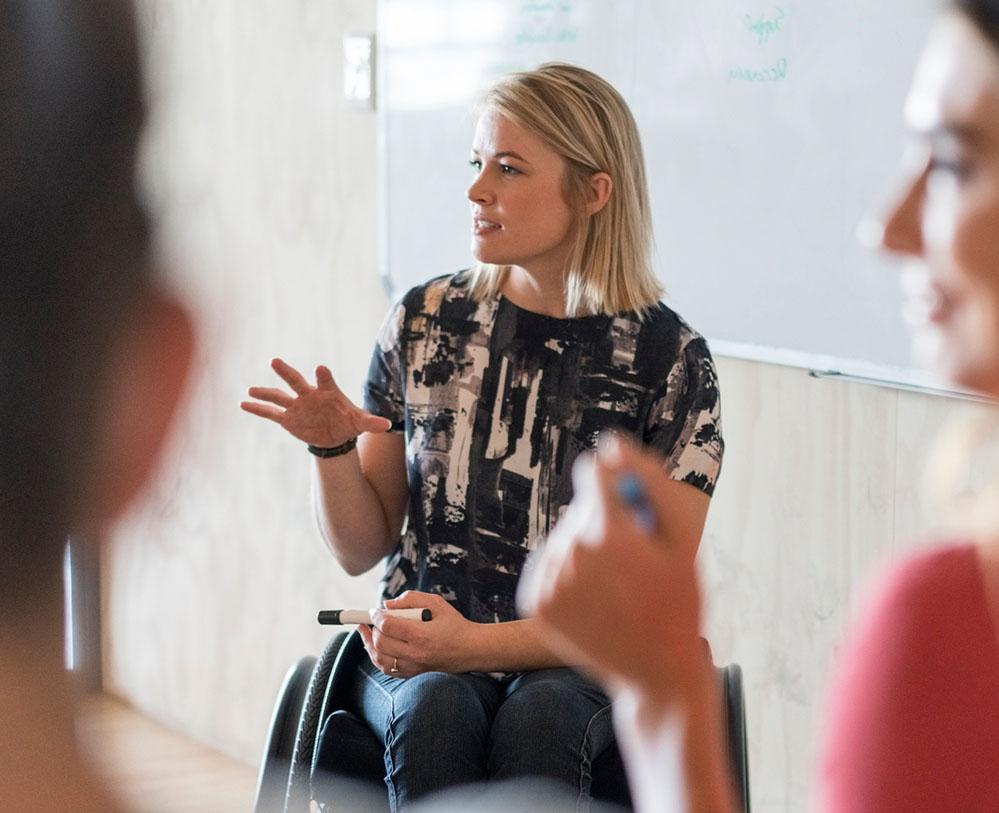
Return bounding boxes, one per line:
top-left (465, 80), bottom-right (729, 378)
top-left (356, 591), bottom-right (478, 678)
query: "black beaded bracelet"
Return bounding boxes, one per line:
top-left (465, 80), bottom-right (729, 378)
top-left (307, 436), bottom-right (358, 458)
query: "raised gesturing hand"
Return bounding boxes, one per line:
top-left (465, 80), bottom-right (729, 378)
top-left (240, 357), bottom-right (391, 448)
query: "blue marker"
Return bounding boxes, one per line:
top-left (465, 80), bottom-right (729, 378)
top-left (617, 473), bottom-right (657, 534)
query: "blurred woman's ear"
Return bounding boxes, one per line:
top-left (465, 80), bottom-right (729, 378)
top-left (87, 289), bottom-right (195, 527)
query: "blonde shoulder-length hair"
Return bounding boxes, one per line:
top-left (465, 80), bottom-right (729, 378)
top-left (465, 62), bottom-right (663, 318)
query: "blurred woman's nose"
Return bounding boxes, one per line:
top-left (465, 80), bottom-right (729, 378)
top-left (881, 171), bottom-right (926, 257)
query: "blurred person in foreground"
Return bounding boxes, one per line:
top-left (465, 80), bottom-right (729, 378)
top-left (520, 1), bottom-right (999, 810)
top-left (0, 1), bottom-right (194, 809)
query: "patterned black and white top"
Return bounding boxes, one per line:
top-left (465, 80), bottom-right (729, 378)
top-left (364, 272), bottom-right (723, 624)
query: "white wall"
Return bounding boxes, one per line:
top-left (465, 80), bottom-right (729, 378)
top-left (103, 0), bottom-right (384, 762)
top-left (701, 360), bottom-right (989, 811)
top-left (102, 3), bottom-right (991, 811)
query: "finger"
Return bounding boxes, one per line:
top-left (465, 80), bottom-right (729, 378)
top-left (315, 365), bottom-right (344, 396)
top-left (357, 622), bottom-right (376, 656)
top-left (546, 504), bottom-right (585, 560)
top-left (389, 658), bottom-right (407, 679)
top-left (600, 440), bottom-right (710, 555)
top-left (371, 625), bottom-right (415, 658)
top-left (357, 411), bottom-right (393, 434)
top-left (358, 623), bottom-right (399, 675)
top-left (239, 401), bottom-right (285, 423)
top-left (599, 432), bottom-right (665, 488)
top-left (358, 623), bottom-right (406, 676)
top-left (370, 610), bottom-right (415, 645)
top-left (515, 549), bottom-right (546, 617)
top-left (568, 455), bottom-right (602, 535)
top-left (246, 386), bottom-right (293, 408)
top-left (518, 552), bottom-right (561, 619)
top-left (270, 357), bottom-right (312, 397)
top-left (592, 455), bottom-right (642, 543)
top-left (595, 435), bottom-right (670, 541)
top-left (517, 526), bottom-right (572, 615)
top-left (384, 590), bottom-right (435, 610)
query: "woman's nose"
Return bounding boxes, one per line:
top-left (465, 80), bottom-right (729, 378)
top-left (880, 170), bottom-right (926, 257)
top-left (467, 170), bottom-right (494, 206)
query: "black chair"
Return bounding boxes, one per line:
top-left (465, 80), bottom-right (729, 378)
top-left (722, 661), bottom-right (750, 812)
top-left (255, 632), bottom-right (750, 813)
top-left (254, 653), bottom-right (321, 813)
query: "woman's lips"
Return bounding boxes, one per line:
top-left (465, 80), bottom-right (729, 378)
top-left (900, 263), bottom-right (950, 327)
top-left (473, 217), bottom-right (501, 236)
top-left (926, 286), bottom-right (951, 324)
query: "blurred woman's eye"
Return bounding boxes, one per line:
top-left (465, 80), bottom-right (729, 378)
top-left (925, 135), bottom-right (976, 183)
top-left (469, 159), bottom-right (482, 171)
top-left (928, 156), bottom-right (971, 181)
top-left (499, 164), bottom-right (520, 175)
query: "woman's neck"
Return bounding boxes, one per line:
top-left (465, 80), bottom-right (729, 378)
top-left (501, 265), bottom-right (568, 318)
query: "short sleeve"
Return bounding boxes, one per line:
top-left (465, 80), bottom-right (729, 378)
top-left (645, 336), bottom-right (723, 496)
top-left (362, 297), bottom-right (407, 432)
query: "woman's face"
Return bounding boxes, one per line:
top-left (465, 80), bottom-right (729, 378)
top-left (467, 110), bottom-right (577, 279)
top-left (883, 12), bottom-right (999, 396)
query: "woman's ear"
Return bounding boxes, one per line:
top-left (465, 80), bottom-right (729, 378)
top-left (587, 172), bottom-right (613, 215)
top-left (89, 288), bottom-right (195, 526)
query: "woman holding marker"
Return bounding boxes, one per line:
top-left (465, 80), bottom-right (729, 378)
top-left (243, 62), bottom-right (723, 809)
top-left (520, 2), bottom-right (999, 811)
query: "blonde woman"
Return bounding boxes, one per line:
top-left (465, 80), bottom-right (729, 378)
top-left (519, 3), bottom-right (999, 811)
top-left (243, 63), bottom-right (723, 809)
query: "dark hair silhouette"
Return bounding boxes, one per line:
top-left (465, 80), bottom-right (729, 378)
top-left (954, 0), bottom-right (999, 47)
top-left (0, 1), bottom-right (149, 609)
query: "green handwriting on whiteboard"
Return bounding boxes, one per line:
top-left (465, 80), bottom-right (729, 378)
top-left (728, 57), bottom-right (788, 83)
top-left (519, 1), bottom-right (574, 14)
top-left (744, 7), bottom-right (785, 45)
top-left (514, 27), bottom-right (578, 46)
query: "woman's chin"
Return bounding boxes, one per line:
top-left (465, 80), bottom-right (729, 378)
top-left (470, 251), bottom-right (506, 267)
top-left (934, 341), bottom-right (999, 397)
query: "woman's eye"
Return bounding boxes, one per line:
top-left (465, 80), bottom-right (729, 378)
top-left (927, 152), bottom-right (972, 182)
top-left (500, 164), bottom-right (520, 175)
top-left (928, 158), bottom-right (964, 176)
top-left (469, 159), bottom-right (482, 171)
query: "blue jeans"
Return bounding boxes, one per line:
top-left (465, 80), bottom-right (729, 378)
top-left (352, 658), bottom-right (616, 811)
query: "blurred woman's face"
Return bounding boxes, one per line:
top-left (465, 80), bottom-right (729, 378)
top-left (882, 12), bottom-right (999, 396)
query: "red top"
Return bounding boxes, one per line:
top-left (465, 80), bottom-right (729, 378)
top-left (818, 544), bottom-right (999, 812)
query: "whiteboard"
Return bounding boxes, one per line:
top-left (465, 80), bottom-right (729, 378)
top-left (378, 0), bottom-right (947, 390)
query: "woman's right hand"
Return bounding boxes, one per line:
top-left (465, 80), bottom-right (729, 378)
top-left (240, 357), bottom-right (392, 447)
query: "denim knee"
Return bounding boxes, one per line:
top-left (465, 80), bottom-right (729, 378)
top-left (487, 670), bottom-right (613, 789)
top-left (383, 672), bottom-right (497, 808)
top-left (389, 671), bottom-right (493, 748)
